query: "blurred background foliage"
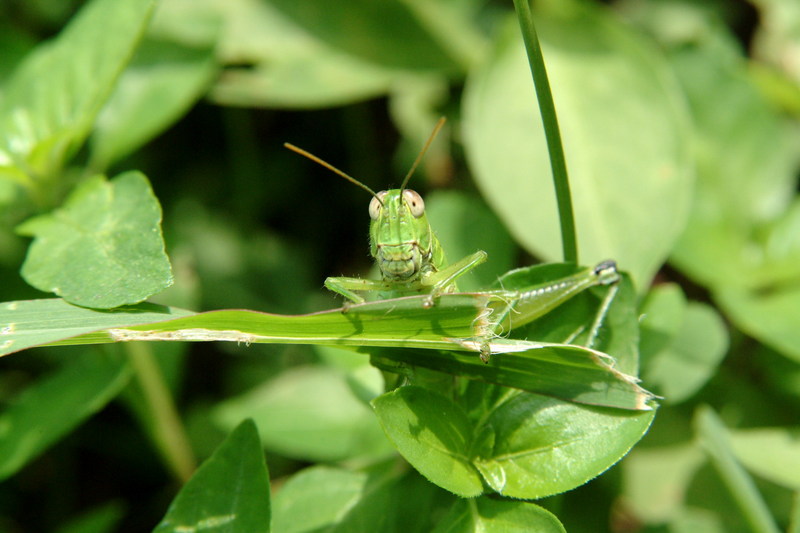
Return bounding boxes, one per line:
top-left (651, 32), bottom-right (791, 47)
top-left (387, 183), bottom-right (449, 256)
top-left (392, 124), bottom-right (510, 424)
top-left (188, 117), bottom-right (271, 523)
top-left (0, 0), bottom-right (799, 531)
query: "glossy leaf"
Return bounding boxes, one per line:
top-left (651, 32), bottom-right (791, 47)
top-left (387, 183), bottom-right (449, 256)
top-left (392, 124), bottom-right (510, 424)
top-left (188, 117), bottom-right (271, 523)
top-left (433, 497), bottom-right (565, 533)
top-left (372, 386), bottom-right (484, 497)
top-left (0, 355), bottom-right (130, 480)
top-left (154, 419), bottom-right (271, 533)
top-left (471, 390), bottom-right (655, 499)
top-left (463, 6), bottom-right (692, 287)
top-left (374, 383), bottom-right (654, 499)
top-left (18, 172), bottom-right (173, 308)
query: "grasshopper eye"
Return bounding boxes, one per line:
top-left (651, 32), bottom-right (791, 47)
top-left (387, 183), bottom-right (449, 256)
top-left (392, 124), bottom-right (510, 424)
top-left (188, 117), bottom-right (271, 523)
top-left (403, 190), bottom-right (425, 217)
top-left (369, 191), bottom-right (387, 219)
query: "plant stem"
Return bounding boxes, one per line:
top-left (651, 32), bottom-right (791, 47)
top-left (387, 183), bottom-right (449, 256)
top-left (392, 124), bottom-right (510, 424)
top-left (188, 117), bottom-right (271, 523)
top-left (511, 0), bottom-right (578, 264)
top-left (695, 406), bottom-right (780, 533)
top-left (126, 341), bottom-right (196, 482)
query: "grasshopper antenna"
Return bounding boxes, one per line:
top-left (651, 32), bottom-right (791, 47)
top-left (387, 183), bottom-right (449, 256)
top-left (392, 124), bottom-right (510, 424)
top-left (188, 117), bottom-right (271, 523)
top-left (284, 143), bottom-right (382, 204)
top-left (399, 117), bottom-right (447, 192)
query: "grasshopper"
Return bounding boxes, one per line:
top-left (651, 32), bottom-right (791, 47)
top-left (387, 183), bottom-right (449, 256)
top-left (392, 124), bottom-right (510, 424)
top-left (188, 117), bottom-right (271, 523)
top-left (285, 118), bottom-right (486, 308)
top-left (286, 118), bottom-right (620, 361)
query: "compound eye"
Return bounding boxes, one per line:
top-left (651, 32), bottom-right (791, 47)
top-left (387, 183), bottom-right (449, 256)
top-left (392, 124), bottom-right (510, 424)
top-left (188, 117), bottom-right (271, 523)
top-left (403, 189), bottom-right (425, 218)
top-left (369, 191), bottom-right (388, 219)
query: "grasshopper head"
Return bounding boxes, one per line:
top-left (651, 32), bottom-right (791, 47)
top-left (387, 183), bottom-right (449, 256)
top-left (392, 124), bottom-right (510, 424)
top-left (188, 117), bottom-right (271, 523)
top-left (368, 188), bottom-right (434, 281)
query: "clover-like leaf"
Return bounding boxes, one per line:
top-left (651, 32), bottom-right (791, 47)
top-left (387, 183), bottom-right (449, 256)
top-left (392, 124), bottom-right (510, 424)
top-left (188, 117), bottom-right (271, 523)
top-left (18, 171), bottom-right (173, 308)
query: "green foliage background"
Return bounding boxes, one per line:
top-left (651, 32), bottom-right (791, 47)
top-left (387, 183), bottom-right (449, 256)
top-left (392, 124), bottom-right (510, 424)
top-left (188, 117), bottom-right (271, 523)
top-left (1, 0), bottom-right (799, 531)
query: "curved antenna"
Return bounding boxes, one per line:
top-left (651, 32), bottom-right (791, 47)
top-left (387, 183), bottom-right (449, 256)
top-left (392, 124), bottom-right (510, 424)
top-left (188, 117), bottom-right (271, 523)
top-left (284, 143), bottom-right (382, 204)
top-left (399, 117), bottom-right (447, 192)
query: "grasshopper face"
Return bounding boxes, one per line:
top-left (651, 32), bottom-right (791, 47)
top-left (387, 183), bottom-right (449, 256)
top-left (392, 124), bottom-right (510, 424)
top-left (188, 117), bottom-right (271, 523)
top-left (368, 189), bottom-right (439, 282)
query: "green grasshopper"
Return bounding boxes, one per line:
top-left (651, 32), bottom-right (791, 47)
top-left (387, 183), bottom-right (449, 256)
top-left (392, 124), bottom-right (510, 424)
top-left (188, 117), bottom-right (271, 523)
top-left (285, 118), bottom-right (620, 361)
top-left (285, 118), bottom-right (487, 308)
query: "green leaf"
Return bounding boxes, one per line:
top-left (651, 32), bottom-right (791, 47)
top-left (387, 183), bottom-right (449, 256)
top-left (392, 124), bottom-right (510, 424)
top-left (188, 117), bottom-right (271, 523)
top-left (463, 7), bottom-right (693, 287)
top-left (271, 466), bottom-right (369, 533)
top-left (425, 191), bottom-right (516, 292)
top-left (669, 36), bottom-right (800, 290)
top-left (729, 427), bottom-right (800, 491)
top-left (0, 299), bottom-right (193, 356)
top-left (471, 391), bottom-right (655, 499)
top-left (373, 386), bottom-right (484, 497)
top-left (0, 354), bottom-right (130, 480)
top-left (0, 296), bottom-right (654, 410)
top-left (639, 283), bottom-right (687, 359)
top-left (205, 0), bottom-right (400, 108)
top-left (154, 419), bottom-right (271, 533)
top-left (716, 285), bottom-right (800, 363)
top-left (18, 171), bottom-right (173, 308)
top-left (212, 365), bottom-right (393, 462)
top-left (641, 285), bottom-right (729, 403)
top-left (487, 263), bottom-right (642, 376)
top-left (0, 0), bottom-right (155, 185)
top-left (622, 443), bottom-right (705, 524)
top-left (274, 464), bottom-right (451, 533)
top-left (433, 497), bottom-right (566, 533)
top-left (264, 0), bottom-right (461, 72)
top-left (694, 406), bottom-right (781, 533)
top-left (90, 38), bottom-right (218, 170)
top-left (55, 503), bottom-right (125, 533)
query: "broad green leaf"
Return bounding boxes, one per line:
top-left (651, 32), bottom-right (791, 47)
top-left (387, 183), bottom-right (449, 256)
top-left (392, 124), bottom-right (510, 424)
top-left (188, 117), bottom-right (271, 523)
top-left (425, 191), bottom-right (515, 292)
top-left (0, 354), bottom-right (130, 480)
top-left (433, 497), bottom-right (565, 533)
top-left (669, 36), bottom-right (800, 290)
top-left (0, 296), bottom-right (654, 410)
top-left (18, 172), bottom-right (173, 308)
top-left (0, 0), bottom-right (155, 186)
top-left (471, 391), bottom-right (655, 499)
top-left (639, 283), bottom-right (687, 359)
top-left (372, 386), bottom-right (484, 497)
top-left (641, 285), bottom-right (729, 403)
top-left (90, 38), bottom-right (218, 170)
top-left (463, 6), bottom-right (693, 287)
top-left (709, 200), bottom-right (800, 363)
top-left (716, 285), bottom-right (800, 363)
top-left (154, 419), bottom-right (271, 533)
top-left (212, 365), bottom-right (393, 462)
top-left (275, 464), bottom-right (454, 533)
top-left (264, 0), bottom-right (461, 72)
top-left (271, 466), bottom-right (369, 533)
top-left (729, 427), bottom-right (800, 491)
top-left (622, 443), bottom-right (705, 524)
top-left (205, 0), bottom-right (400, 108)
